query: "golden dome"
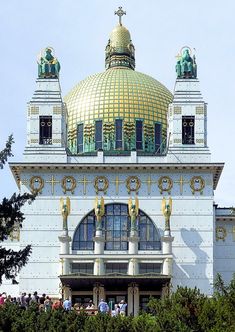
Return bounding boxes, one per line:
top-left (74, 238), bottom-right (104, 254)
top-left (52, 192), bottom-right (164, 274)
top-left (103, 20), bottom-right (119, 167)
top-left (109, 25), bottom-right (131, 49)
top-left (65, 67), bottom-right (173, 154)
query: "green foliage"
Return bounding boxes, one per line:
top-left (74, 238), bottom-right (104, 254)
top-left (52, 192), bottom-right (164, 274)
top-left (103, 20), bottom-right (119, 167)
top-left (0, 135), bottom-right (14, 169)
top-left (0, 136), bottom-right (35, 284)
top-left (1, 276), bottom-right (235, 331)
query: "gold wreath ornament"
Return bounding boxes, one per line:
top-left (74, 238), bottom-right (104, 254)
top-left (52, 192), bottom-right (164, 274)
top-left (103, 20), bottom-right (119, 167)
top-left (126, 176), bottom-right (141, 194)
top-left (158, 176), bottom-right (173, 194)
top-left (29, 176), bottom-right (44, 194)
top-left (61, 176), bottom-right (76, 194)
top-left (190, 176), bottom-right (205, 194)
top-left (94, 176), bottom-right (109, 194)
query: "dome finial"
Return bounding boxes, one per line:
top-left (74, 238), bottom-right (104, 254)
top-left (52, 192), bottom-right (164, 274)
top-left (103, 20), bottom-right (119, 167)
top-left (114, 6), bottom-right (126, 26)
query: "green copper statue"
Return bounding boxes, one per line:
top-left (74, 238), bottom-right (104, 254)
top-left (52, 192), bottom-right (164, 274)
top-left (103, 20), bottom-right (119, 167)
top-left (38, 47), bottom-right (60, 78)
top-left (176, 47), bottom-right (197, 79)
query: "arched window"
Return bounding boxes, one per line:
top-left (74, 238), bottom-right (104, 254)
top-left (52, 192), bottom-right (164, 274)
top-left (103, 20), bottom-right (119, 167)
top-left (72, 203), bottom-right (161, 251)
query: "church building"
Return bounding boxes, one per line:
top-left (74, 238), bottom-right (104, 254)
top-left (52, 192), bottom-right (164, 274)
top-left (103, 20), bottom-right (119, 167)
top-left (2, 7), bottom-right (235, 315)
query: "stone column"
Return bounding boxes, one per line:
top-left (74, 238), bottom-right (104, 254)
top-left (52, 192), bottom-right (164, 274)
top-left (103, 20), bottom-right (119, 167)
top-left (58, 230), bottom-right (71, 275)
top-left (127, 283), bottom-right (139, 316)
top-left (128, 230), bottom-right (139, 255)
top-left (161, 230), bottom-right (174, 275)
top-left (93, 229), bottom-right (105, 276)
top-left (93, 283), bottom-right (105, 307)
top-left (94, 230), bottom-right (105, 255)
top-left (63, 285), bottom-right (72, 301)
top-left (94, 258), bottom-right (105, 275)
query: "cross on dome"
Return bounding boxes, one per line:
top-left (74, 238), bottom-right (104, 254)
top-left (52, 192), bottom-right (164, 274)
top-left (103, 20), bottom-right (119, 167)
top-left (114, 6), bottom-right (126, 25)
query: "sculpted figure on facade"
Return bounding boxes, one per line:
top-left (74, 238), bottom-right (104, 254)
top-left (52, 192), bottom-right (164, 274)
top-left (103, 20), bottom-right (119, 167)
top-left (38, 47), bottom-right (60, 78)
top-left (161, 197), bottom-right (172, 231)
top-left (94, 197), bottom-right (105, 231)
top-left (60, 197), bottom-right (70, 230)
top-left (176, 47), bottom-right (197, 79)
top-left (128, 197), bottom-right (139, 231)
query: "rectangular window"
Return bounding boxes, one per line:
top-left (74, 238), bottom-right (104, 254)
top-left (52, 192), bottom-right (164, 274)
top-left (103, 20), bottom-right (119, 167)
top-left (39, 116), bottom-right (52, 145)
top-left (77, 124), bottom-right (83, 153)
top-left (95, 120), bottom-right (103, 150)
top-left (105, 263), bottom-right (128, 274)
top-left (115, 119), bottom-right (123, 149)
top-left (71, 263), bottom-right (93, 274)
top-left (155, 123), bottom-right (162, 153)
top-left (136, 120), bottom-right (143, 150)
top-left (182, 116), bottom-right (195, 144)
top-left (139, 263), bottom-right (162, 274)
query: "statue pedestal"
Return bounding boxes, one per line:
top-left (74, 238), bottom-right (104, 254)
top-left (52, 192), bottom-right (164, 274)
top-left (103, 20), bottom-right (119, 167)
top-left (161, 234), bottom-right (174, 255)
top-left (58, 234), bottom-right (71, 275)
top-left (94, 231), bottom-right (105, 255)
top-left (128, 232), bottom-right (139, 255)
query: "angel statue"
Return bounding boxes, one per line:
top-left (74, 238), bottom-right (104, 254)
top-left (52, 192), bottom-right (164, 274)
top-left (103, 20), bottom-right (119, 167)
top-left (60, 197), bottom-right (71, 230)
top-left (161, 197), bottom-right (172, 231)
top-left (94, 197), bottom-right (105, 231)
top-left (128, 197), bottom-right (139, 231)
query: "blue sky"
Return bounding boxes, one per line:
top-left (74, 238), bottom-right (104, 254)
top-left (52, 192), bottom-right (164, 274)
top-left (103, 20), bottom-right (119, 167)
top-left (0, 0), bottom-right (234, 206)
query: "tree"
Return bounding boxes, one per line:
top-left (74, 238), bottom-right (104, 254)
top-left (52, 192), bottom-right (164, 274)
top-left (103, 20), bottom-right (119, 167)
top-left (0, 135), bottom-right (35, 284)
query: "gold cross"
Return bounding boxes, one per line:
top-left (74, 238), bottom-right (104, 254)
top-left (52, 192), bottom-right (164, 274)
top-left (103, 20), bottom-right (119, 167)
top-left (114, 6), bottom-right (126, 25)
top-left (111, 176), bottom-right (124, 195)
top-left (142, 176), bottom-right (154, 195)
top-left (78, 176), bottom-right (91, 195)
top-left (46, 175), bottom-right (60, 195)
top-left (174, 176), bottom-right (189, 195)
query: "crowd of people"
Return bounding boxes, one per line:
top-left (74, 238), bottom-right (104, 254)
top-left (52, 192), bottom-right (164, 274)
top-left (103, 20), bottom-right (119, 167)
top-left (0, 292), bottom-right (127, 316)
top-left (0, 292), bottom-right (63, 312)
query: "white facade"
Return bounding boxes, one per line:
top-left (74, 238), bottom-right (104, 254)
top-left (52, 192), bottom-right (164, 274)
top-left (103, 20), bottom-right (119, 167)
top-left (2, 44), bottom-right (234, 315)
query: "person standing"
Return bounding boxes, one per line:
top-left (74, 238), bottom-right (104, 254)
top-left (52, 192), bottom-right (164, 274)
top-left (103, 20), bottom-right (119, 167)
top-left (63, 298), bottom-right (72, 311)
top-left (119, 300), bottom-right (127, 316)
top-left (44, 296), bottom-right (52, 312)
top-left (98, 299), bottom-right (109, 314)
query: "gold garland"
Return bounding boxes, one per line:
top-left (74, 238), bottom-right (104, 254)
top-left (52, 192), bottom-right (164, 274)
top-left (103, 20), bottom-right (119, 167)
top-left (61, 176), bottom-right (76, 194)
top-left (94, 176), bottom-right (109, 194)
top-left (190, 176), bottom-right (205, 194)
top-left (29, 176), bottom-right (44, 194)
top-left (126, 176), bottom-right (141, 194)
top-left (216, 226), bottom-right (227, 241)
top-left (158, 176), bottom-right (173, 194)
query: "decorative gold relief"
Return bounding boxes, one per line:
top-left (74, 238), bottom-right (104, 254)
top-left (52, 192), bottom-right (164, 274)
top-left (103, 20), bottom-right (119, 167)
top-left (190, 176), bottom-right (205, 194)
top-left (30, 106), bottom-right (39, 115)
top-left (30, 139), bottom-right (39, 144)
top-left (53, 106), bottom-right (62, 114)
top-left (195, 106), bottom-right (204, 115)
top-left (61, 176), bottom-right (76, 194)
top-left (158, 176), bottom-right (173, 194)
top-left (126, 176), bottom-right (141, 194)
top-left (46, 175), bottom-right (60, 195)
top-left (216, 226), bottom-right (227, 241)
top-left (52, 139), bottom-right (61, 143)
top-left (174, 176), bottom-right (189, 195)
top-left (29, 176), bottom-right (44, 194)
top-left (196, 139), bottom-right (204, 143)
top-left (174, 106), bottom-right (182, 114)
top-left (94, 176), bottom-right (109, 194)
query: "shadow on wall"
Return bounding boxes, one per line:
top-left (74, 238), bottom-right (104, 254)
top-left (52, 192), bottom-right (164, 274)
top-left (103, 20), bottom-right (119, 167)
top-left (173, 228), bottom-right (212, 293)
